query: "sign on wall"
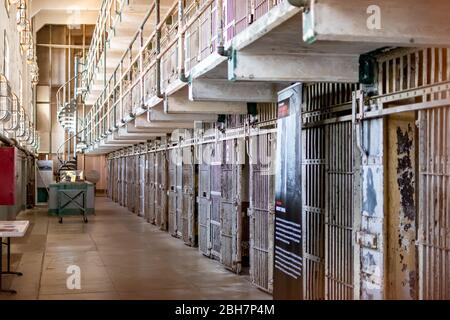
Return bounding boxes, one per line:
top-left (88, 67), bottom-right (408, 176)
top-left (274, 83), bottom-right (303, 300)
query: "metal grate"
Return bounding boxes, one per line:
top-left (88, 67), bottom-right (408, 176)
top-left (182, 144), bottom-right (196, 246)
top-left (147, 152), bottom-right (156, 224)
top-left (302, 83), bottom-right (357, 300)
top-left (418, 105), bottom-right (450, 300)
top-left (168, 148), bottom-right (178, 236)
top-left (325, 121), bottom-right (355, 300)
top-left (249, 131), bottom-right (276, 293)
top-left (198, 158), bottom-right (211, 256)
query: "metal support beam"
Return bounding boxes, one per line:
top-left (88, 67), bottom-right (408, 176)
top-left (165, 87), bottom-right (247, 114)
top-left (303, 0), bottom-right (450, 46)
top-left (189, 79), bottom-right (278, 103)
top-left (229, 51), bottom-right (359, 83)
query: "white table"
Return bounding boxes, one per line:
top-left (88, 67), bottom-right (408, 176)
top-left (0, 221), bottom-right (29, 294)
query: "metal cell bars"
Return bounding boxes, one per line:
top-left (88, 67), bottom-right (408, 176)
top-left (155, 149), bottom-right (169, 231)
top-left (139, 150), bottom-right (147, 217)
top-left (160, 4), bottom-right (180, 92)
top-left (301, 83), bottom-right (358, 300)
top-left (221, 137), bottom-right (249, 274)
top-left (377, 48), bottom-right (450, 99)
top-left (301, 124), bottom-right (326, 300)
top-left (325, 121), bottom-right (354, 300)
top-left (182, 144), bottom-right (197, 246)
top-left (83, 0), bottom-right (125, 91)
top-left (184, 0), bottom-right (217, 74)
top-left (221, 139), bottom-right (236, 271)
top-left (418, 106), bottom-right (450, 300)
top-left (248, 131), bottom-right (276, 293)
top-left (168, 147), bottom-right (182, 237)
top-left (198, 151), bottom-right (212, 256)
top-left (224, 0), bottom-right (249, 42)
top-left (253, 0), bottom-right (284, 21)
top-left (142, 36), bottom-right (158, 103)
top-left (147, 151), bottom-right (157, 224)
top-left (126, 150), bottom-right (136, 213)
top-left (210, 141), bottom-right (224, 260)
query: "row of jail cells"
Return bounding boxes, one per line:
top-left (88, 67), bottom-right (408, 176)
top-left (106, 74), bottom-right (449, 299)
top-left (107, 123), bottom-right (277, 294)
top-left (106, 81), bottom-right (358, 298)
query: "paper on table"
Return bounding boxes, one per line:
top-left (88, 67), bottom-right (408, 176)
top-left (0, 221), bottom-right (30, 237)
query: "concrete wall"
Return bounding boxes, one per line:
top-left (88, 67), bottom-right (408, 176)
top-left (0, 2), bottom-right (34, 118)
top-left (0, 3), bottom-right (36, 220)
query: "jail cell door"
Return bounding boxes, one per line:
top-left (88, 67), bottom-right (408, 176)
top-left (138, 155), bottom-right (146, 217)
top-left (113, 159), bottom-right (119, 202)
top-left (182, 145), bottom-right (196, 246)
top-left (176, 148), bottom-right (184, 239)
top-left (155, 152), bottom-right (163, 227)
top-left (198, 158), bottom-right (211, 256)
top-left (211, 142), bottom-right (223, 260)
top-left (119, 158), bottom-right (125, 206)
top-left (221, 139), bottom-right (236, 270)
top-left (147, 153), bottom-right (156, 224)
top-left (418, 106), bottom-right (450, 300)
top-left (136, 155), bottom-right (142, 214)
top-left (106, 160), bottom-right (111, 199)
top-left (249, 132), bottom-right (276, 293)
top-left (156, 151), bottom-right (169, 231)
top-left (126, 156), bottom-right (134, 212)
top-left (302, 126), bottom-right (325, 300)
top-left (168, 149), bottom-right (178, 236)
top-left (325, 121), bottom-right (354, 300)
top-left (221, 138), bottom-right (248, 274)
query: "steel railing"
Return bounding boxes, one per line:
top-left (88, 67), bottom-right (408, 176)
top-left (81, 0), bottom-right (286, 151)
top-left (0, 74), bottom-right (39, 152)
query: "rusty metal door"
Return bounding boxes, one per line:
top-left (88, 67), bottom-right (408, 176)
top-left (147, 152), bottom-right (156, 224)
top-left (119, 157), bottom-right (125, 206)
top-left (113, 158), bottom-right (119, 202)
top-left (211, 142), bottom-right (223, 260)
top-left (221, 139), bottom-right (235, 270)
top-left (221, 138), bottom-right (249, 274)
top-left (418, 106), bottom-right (450, 300)
top-left (133, 155), bottom-right (139, 213)
top-left (325, 121), bottom-right (355, 300)
top-left (155, 152), bottom-right (163, 227)
top-left (182, 145), bottom-right (196, 246)
top-left (301, 125), bottom-right (325, 300)
top-left (126, 155), bottom-right (135, 213)
top-left (155, 151), bottom-right (169, 231)
top-left (249, 132), bottom-right (276, 293)
top-left (198, 154), bottom-right (211, 256)
top-left (138, 154), bottom-right (146, 217)
top-left (168, 148), bottom-right (178, 236)
top-left (301, 83), bottom-right (357, 300)
top-left (176, 148), bottom-right (184, 238)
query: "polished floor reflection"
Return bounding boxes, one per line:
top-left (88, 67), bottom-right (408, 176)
top-left (0, 197), bottom-right (270, 300)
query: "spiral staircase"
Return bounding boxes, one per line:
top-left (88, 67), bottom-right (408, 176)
top-left (55, 58), bottom-right (88, 178)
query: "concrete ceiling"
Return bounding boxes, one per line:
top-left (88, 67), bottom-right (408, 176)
top-left (31, 0), bottom-right (102, 31)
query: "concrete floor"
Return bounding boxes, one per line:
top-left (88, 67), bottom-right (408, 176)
top-left (0, 197), bottom-right (271, 300)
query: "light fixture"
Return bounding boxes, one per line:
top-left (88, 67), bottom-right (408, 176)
top-left (16, 0), bottom-right (27, 32)
top-left (0, 74), bottom-right (12, 123)
top-left (19, 19), bottom-right (32, 50)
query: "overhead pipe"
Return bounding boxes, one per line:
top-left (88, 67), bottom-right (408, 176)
top-left (216, 0), bottom-right (230, 57)
top-left (178, 0), bottom-right (189, 83)
top-left (0, 131), bottom-right (37, 158)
